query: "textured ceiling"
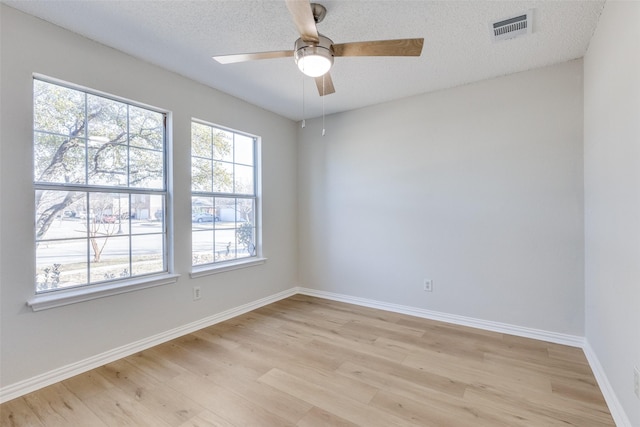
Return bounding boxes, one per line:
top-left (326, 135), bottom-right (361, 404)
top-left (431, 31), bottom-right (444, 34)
top-left (4, 0), bottom-right (605, 121)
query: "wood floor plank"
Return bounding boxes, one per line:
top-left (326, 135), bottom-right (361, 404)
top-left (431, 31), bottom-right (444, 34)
top-left (279, 362), bottom-right (379, 404)
top-left (371, 388), bottom-right (521, 427)
top-left (0, 296), bottom-right (615, 427)
top-left (296, 406), bottom-right (360, 427)
top-left (461, 387), bottom-right (583, 427)
top-left (123, 346), bottom-right (192, 383)
top-left (547, 342), bottom-right (591, 365)
top-left (81, 385), bottom-right (172, 427)
top-left (0, 397), bottom-right (46, 427)
top-left (336, 360), bottom-right (467, 400)
top-left (170, 336), bottom-right (314, 424)
top-left (259, 368), bottom-right (415, 426)
top-left (482, 351), bottom-right (597, 386)
top-left (62, 369), bottom-right (115, 401)
top-left (204, 368), bottom-right (313, 424)
top-left (21, 383), bottom-right (108, 427)
top-left (402, 346), bottom-right (553, 396)
top-left (210, 322), bottom-right (346, 373)
top-left (176, 410), bottom-right (237, 427)
top-left (167, 370), bottom-right (295, 427)
top-left (463, 384), bottom-right (615, 426)
top-left (93, 359), bottom-right (204, 426)
top-left (550, 376), bottom-right (610, 407)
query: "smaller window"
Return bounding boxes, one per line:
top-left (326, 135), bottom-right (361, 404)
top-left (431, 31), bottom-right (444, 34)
top-left (191, 121), bottom-right (259, 267)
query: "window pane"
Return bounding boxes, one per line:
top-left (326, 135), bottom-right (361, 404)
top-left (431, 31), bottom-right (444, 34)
top-left (34, 80), bottom-right (84, 136)
top-left (88, 192), bottom-right (121, 234)
top-left (87, 95), bottom-right (128, 144)
top-left (192, 157), bottom-right (212, 192)
top-left (130, 147), bottom-right (164, 189)
top-left (237, 197), bottom-right (256, 257)
top-left (88, 236), bottom-right (130, 282)
top-left (235, 134), bottom-right (254, 166)
top-left (88, 143), bottom-right (127, 186)
top-left (147, 194), bottom-right (165, 229)
top-left (132, 194), bottom-right (164, 233)
top-left (215, 229), bottom-right (236, 261)
top-left (192, 230), bottom-right (214, 266)
top-left (213, 161), bottom-right (233, 193)
top-left (192, 199), bottom-right (216, 226)
top-left (234, 165), bottom-right (254, 194)
top-left (237, 225), bottom-right (256, 258)
top-left (34, 134), bottom-right (86, 184)
top-left (36, 190), bottom-right (88, 241)
top-left (191, 122), bottom-right (212, 158)
top-left (215, 197), bottom-right (236, 225)
top-left (236, 198), bottom-right (255, 226)
top-left (112, 195), bottom-right (131, 235)
top-left (130, 194), bottom-right (163, 224)
top-left (36, 239), bottom-right (88, 292)
top-left (213, 130), bottom-right (233, 161)
top-left (132, 234), bottom-right (164, 276)
top-left (130, 106), bottom-right (164, 150)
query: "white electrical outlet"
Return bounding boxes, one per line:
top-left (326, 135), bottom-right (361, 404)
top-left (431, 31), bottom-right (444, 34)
top-left (193, 286), bottom-right (201, 301)
top-left (634, 366), bottom-right (640, 399)
top-left (423, 279), bottom-right (433, 292)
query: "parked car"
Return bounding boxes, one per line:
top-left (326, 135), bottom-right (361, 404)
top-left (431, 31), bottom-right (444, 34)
top-left (97, 214), bottom-right (116, 223)
top-left (192, 212), bottom-right (219, 223)
top-left (78, 211), bottom-right (95, 220)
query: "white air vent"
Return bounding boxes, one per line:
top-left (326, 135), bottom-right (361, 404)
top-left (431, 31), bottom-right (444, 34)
top-left (491, 11), bottom-right (532, 42)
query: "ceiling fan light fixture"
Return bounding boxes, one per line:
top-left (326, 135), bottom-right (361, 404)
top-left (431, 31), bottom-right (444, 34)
top-left (297, 51), bottom-right (333, 77)
top-left (294, 35), bottom-right (334, 77)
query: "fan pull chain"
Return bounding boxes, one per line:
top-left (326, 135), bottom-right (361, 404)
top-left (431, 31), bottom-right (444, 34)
top-left (322, 74), bottom-right (326, 136)
top-left (301, 55), bottom-right (306, 129)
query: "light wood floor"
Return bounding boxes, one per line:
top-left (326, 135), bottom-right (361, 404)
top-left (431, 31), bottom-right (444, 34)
top-left (1, 295), bottom-right (614, 426)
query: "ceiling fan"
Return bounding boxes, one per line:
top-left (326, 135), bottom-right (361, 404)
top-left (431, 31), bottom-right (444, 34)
top-left (212, 0), bottom-right (424, 96)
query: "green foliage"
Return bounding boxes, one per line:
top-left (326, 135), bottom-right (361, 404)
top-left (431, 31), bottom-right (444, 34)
top-left (237, 222), bottom-right (255, 255)
top-left (191, 123), bottom-right (233, 192)
top-left (37, 263), bottom-right (62, 292)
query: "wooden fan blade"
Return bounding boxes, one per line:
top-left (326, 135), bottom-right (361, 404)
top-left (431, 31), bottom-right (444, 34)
top-left (213, 50), bottom-right (293, 64)
top-left (286, 0), bottom-right (319, 43)
top-left (315, 72), bottom-right (335, 96)
top-left (333, 38), bottom-right (424, 57)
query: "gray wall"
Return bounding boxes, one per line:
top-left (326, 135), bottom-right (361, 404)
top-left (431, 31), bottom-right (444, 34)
top-left (298, 60), bottom-right (585, 336)
top-left (0, 6), bottom-right (298, 387)
top-left (584, 1), bottom-right (640, 425)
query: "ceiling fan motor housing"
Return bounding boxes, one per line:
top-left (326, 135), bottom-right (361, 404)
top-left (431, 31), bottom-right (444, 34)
top-left (294, 34), bottom-right (334, 77)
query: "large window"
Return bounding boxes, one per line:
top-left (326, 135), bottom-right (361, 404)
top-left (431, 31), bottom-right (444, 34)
top-left (34, 79), bottom-right (168, 293)
top-left (191, 121), bottom-right (258, 267)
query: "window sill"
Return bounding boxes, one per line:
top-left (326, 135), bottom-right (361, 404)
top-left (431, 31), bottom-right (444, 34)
top-left (190, 257), bottom-right (267, 279)
top-left (27, 273), bottom-right (180, 312)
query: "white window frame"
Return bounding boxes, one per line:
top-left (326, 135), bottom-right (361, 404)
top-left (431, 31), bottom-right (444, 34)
top-left (28, 76), bottom-right (177, 311)
top-left (190, 119), bottom-right (264, 278)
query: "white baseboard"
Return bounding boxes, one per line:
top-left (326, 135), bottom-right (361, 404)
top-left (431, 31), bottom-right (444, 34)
top-left (0, 288), bottom-right (297, 403)
top-left (583, 341), bottom-right (633, 427)
top-left (295, 287), bottom-right (585, 347)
